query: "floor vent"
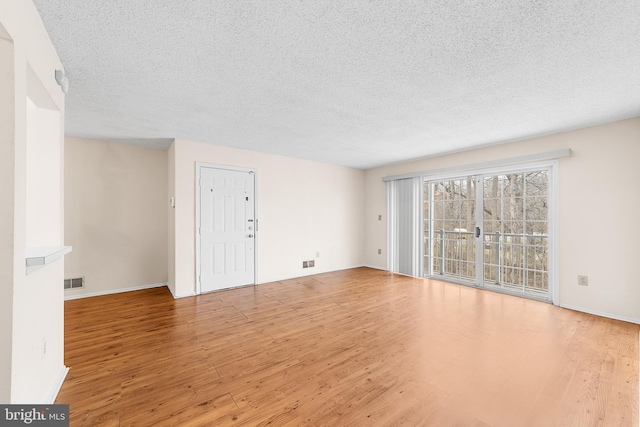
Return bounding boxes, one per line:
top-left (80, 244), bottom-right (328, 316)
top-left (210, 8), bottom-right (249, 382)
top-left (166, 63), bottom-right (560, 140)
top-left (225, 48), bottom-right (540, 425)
top-left (64, 277), bottom-right (84, 290)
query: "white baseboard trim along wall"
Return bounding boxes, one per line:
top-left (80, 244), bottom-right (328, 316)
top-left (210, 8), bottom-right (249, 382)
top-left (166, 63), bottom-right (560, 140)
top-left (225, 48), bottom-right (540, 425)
top-left (64, 282), bottom-right (168, 301)
top-left (46, 366), bottom-right (69, 404)
top-left (559, 304), bottom-right (640, 325)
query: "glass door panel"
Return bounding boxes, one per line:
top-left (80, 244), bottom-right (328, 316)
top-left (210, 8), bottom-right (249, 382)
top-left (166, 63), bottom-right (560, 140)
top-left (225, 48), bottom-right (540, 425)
top-left (425, 168), bottom-right (550, 301)
top-left (423, 184), bottom-right (430, 274)
top-left (482, 171), bottom-right (549, 297)
top-left (425, 177), bottom-right (477, 283)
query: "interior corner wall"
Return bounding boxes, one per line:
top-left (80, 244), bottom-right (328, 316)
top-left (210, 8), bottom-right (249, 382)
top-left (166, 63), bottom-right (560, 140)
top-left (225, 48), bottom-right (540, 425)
top-left (26, 97), bottom-right (61, 247)
top-left (167, 142), bottom-right (176, 297)
top-left (64, 137), bottom-right (169, 298)
top-left (0, 25), bottom-right (16, 404)
top-left (169, 139), bottom-right (365, 298)
top-left (364, 117), bottom-right (640, 323)
top-left (0, 0), bottom-right (67, 403)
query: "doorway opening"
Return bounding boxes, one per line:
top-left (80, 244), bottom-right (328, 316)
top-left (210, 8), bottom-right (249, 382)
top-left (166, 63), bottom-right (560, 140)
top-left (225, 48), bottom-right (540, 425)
top-left (423, 167), bottom-right (552, 301)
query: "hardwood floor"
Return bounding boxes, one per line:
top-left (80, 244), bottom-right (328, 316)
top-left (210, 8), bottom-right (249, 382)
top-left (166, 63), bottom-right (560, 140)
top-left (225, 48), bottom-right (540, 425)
top-left (57, 267), bottom-right (639, 426)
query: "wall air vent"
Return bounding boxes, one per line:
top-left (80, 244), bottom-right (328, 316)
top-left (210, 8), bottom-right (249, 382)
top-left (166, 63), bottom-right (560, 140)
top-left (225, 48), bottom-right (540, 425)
top-left (64, 277), bottom-right (84, 290)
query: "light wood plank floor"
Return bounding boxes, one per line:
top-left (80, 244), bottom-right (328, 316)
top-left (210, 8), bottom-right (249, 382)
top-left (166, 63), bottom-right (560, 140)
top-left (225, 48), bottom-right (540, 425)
top-left (57, 267), bottom-right (639, 426)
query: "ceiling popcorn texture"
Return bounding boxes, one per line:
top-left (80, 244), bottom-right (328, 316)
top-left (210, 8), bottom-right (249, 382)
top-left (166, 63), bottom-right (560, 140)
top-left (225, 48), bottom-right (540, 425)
top-left (33, 0), bottom-right (640, 169)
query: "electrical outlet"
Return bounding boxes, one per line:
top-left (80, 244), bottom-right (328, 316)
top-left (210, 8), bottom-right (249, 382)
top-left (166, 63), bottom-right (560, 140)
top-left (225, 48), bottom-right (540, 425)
top-left (578, 275), bottom-right (588, 286)
top-left (378, 249), bottom-right (382, 255)
top-left (303, 261), bottom-right (308, 268)
top-left (309, 260), bottom-right (315, 267)
top-left (378, 214), bottom-right (382, 221)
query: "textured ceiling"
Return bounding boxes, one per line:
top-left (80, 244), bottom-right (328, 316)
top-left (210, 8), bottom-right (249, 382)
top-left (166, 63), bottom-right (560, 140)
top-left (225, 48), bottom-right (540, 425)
top-left (33, 0), bottom-right (640, 169)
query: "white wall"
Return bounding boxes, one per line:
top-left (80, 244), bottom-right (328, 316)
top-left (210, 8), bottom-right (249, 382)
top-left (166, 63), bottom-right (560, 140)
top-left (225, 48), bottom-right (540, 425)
top-left (365, 118), bottom-right (640, 323)
top-left (167, 142), bottom-right (176, 296)
top-left (26, 97), bottom-right (61, 247)
top-left (0, 0), bottom-right (67, 403)
top-left (12, 81), bottom-right (65, 404)
top-left (0, 24), bottom-right (16, 403)
top-left (64, 138), bottom-right (168, 298)
top-left (169, 139), bottom-right (365, 297)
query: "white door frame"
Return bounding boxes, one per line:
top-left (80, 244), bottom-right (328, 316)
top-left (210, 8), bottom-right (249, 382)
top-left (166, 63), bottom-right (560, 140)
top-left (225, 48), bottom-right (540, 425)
top-left (195, 162), bottom-right (258, 295)
top-left (421, 160), bottom-right (559, 305)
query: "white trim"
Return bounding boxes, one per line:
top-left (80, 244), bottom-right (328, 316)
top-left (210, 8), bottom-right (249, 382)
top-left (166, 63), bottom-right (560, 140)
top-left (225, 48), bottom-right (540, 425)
top-left (559, 304), bottom-right (640, 325)
top-left (64, 282), bottom-right (167, 300)
top-left (382, 149), bottom-right (572, 182)
top-left (253, 264), bottom-right (371, 285)
top-left (362, 264), bottom-right (387, 272)
top-left (169, 291), bottom-right (196, 299)
top-left (195, 162), bottom-right (258, 296)
top-left (417, 159), bottom-right (558, 183)
top-left (418, 162), bottom-right (557, 303)
top-left (26, 246), bottom-right (72, 274)
top-left (388, 270), bottom-right (421, 279)
top-left (474, 175), bottom-right (484, 288)
top-left (550, 160), bottom-right (560, 305)
top-left (166, 283), bottom-right (178, 299)
top-left (45, 365), bottom-right (69, 404)
top-left (386, 182), bottom-right (393, 272)
top-left (416, 177), bottom-right (424, 278)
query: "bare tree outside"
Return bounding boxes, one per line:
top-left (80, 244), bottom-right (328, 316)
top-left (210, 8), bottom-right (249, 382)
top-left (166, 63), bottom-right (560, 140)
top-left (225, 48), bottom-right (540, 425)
top-left (424, 170), bottom-right (549, 295)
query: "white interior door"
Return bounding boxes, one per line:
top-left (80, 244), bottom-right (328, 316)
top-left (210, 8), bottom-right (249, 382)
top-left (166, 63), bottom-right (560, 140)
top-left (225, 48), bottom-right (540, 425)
top-left (199, 166), bottom-right (255, 292)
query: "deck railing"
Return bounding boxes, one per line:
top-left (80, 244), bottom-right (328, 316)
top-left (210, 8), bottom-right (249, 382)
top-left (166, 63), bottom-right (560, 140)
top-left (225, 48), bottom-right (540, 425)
top-left (426, 229), bottom-right (548, 293)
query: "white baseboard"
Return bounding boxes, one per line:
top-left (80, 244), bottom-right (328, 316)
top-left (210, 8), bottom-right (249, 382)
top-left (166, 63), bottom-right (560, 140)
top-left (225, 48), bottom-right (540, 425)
top-left (168, 288), bottom-right (196, 299)
top-left (560, 303), bottom-right (640, 325)
top-left (64, 282), bottom-right (167, 300)
top-left (362, 264), bottom-right (389, 272)
top-left (166, 283), bottom-right (178, 299)
top-left (46, 365), bottom-right (69, 404)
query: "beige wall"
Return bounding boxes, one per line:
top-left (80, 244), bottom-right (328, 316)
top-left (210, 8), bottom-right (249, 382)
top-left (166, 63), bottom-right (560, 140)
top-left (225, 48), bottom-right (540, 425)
top-left (64, 138), bottom-right (168, 298)
top-left (169, 139), bottom-right (365, 297)
top-left (167, 142), bottom-right (176, 296)
top-left (0, 23), bottom-right (16, 403)
top-left (26, 97), bottom-right (61, 247)
top-left (365, 118), bottom-right (640, 323)
top-left (0, 0), bottom-right (67, 403)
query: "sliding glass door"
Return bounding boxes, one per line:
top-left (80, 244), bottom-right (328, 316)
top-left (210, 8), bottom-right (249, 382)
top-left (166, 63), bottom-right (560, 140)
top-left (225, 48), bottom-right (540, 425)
top-left (424, 177), bottom-right (478, 283)
top-left (482, 171), bottom-right (549, 297)
top-left (424, 168), bottom-right (551, 300)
